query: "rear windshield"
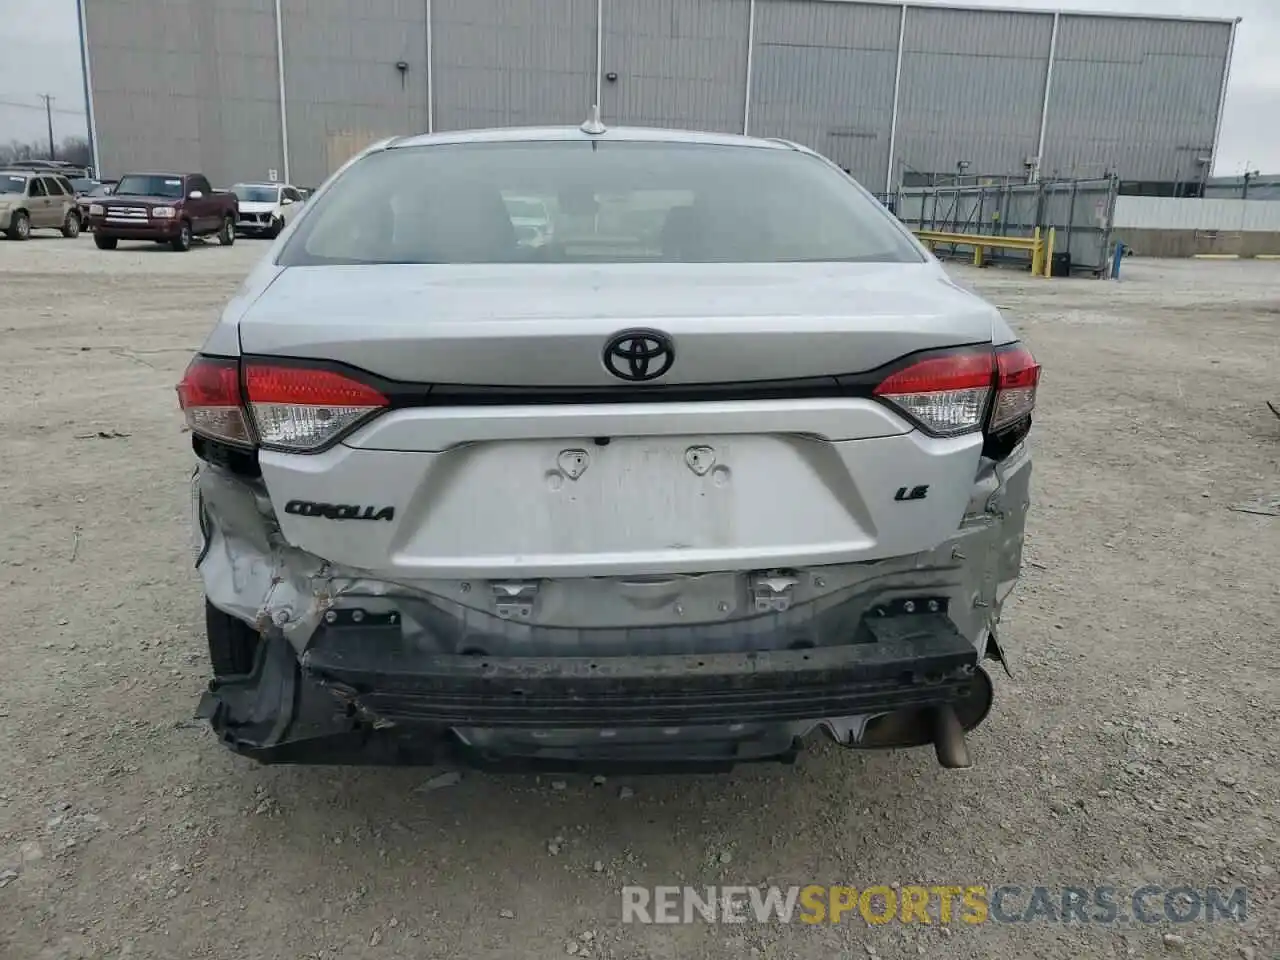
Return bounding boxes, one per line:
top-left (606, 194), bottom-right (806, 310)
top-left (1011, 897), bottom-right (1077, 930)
top-left (279, 141), bottom-right (923, 266)
top-left (115, 175), bottom-right (185, 198)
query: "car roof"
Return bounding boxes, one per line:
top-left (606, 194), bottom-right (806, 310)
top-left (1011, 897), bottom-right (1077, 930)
top-left (119, 172), bottom-right (199, 178)
top-left (390, 125), bottom-right (801, 152)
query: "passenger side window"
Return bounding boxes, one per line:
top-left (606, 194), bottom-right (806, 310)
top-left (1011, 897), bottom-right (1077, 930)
top-left (56, 177), bottom-right (75, 195)
top-left (28, 179), bottom-right (47, 198)
top-left (283, 187), bottom-right (301, 202)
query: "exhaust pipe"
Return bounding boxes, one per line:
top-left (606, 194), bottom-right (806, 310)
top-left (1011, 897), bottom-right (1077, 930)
top-left (837, 666), bottom-right (993, 768)
top-left (932, 704), bottom-right (971, 769)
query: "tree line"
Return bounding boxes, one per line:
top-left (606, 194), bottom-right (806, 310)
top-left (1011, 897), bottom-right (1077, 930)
top-left (0, 137), bottom-right (93, 170)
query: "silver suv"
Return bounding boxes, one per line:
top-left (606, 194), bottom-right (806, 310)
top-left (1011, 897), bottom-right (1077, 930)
top-left (1, 170), bottom-right (83, 239)
top-left (183, 120), bottom-right (1039, 771)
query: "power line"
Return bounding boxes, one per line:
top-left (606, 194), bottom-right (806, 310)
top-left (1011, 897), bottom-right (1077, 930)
top-left (0, 98), bottom-right (84, 116)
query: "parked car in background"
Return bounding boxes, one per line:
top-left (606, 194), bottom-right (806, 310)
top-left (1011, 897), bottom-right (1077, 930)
top-left (6, 160), bottom-right (91, 180)
top-left (0, 170), bottom-right (83, 240)
top-left (71, 179), bottom-right (118, 228)
top-left (231, 182), bottom-right (304, 238)
top-left (504, 193), bottom-right (554, 248)
top-left (86, 172), bottom-right (238, 251)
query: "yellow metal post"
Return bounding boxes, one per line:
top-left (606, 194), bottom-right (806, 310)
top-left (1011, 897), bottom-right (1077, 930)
top-left (973, 243), bottom-right (984, 267)
top-left (1043, 227), bottom-right (1056, 278)
top-left (1030, 227), bottom-right (1042, 276)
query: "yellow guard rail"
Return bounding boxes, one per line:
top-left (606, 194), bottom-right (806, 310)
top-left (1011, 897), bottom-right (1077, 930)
top-left (914, 227), bottom-right (1058, 278)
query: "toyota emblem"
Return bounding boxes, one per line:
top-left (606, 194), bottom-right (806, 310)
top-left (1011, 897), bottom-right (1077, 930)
top-left (602, 329), bottom-right (675, 382)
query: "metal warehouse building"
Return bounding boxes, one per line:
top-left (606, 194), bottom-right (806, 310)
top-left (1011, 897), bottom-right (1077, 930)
top-left (80, 0), bottom-right (1238, 193)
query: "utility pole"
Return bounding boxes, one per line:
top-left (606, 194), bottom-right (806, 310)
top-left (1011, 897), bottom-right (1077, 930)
top-left (39, 94), bottom-right (56, 160)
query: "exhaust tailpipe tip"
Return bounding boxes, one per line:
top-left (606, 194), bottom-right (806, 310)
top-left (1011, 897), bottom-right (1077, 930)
top-left (932, 704), bottom-right (972, 770)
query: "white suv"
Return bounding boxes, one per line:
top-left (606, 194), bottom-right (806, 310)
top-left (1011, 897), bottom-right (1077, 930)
top-left (182, 120), bottom-right (1039, 772)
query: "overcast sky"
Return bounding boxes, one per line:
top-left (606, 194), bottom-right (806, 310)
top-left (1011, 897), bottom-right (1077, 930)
top-left (1, 0), bottom-right (1276, 175)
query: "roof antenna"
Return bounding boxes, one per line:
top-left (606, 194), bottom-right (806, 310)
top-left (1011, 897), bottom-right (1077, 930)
top-left (580, 104), bottom-right (606, 135)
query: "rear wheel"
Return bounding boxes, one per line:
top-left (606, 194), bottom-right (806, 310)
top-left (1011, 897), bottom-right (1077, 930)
top-left (61, 210), bottom-right (81, 238)
top-left (218, 214), bottom-right (235, 246)
top-left (205, 600), bottom-right (261, 677)
top-left (171, 220), bottom-right (192, 252)
top-left (6, 210), bottom-right (30, 241)
top-left (94, 233), bottom-right (118, 250)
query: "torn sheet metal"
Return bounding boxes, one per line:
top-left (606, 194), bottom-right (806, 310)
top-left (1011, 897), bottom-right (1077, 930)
top-left (194, 444), bottom-right (1030, 659)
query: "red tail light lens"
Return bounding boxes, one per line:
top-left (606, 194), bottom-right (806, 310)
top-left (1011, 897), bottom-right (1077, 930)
top-left (176, 356), bottom-right (253, 446)
top-left (244, 362), bottom-right (389, 452)
top-left (990, 344), bottom-right (1041, 431)
top-left (873, 349), bottom-right (995, 436)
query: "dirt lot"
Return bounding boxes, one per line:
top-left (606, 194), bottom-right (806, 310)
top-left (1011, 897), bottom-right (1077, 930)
top-left (1, 235), bottom-right (1276, 960)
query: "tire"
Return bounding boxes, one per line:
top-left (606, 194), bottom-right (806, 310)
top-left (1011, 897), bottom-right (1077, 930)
top-left (268, 216), bottom-right (283, 239)
top-left (171, 220), bottom-right (192, 252)
top-left (94, 233), bottom-right (118, 250)
top-left (218, 214), bottom-right (235, 246)
top-left (5, 210), bottom-right (31, 241)
top-left (205, 600), bottom-right (261, 677)
top-left (61, 210), bottom-right (81, 238)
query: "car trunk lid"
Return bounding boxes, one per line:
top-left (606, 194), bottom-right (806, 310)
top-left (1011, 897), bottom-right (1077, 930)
top-left (238, 262), bottom-right (994, 385)
top-left (244, 261), bottom-right (997, 579)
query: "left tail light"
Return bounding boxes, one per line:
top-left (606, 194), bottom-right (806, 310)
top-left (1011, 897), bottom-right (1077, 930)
top-left (176, 356), bottom-right (253, 446)
top-left (244, 362), bottom-right (388, 451)
top-left (176, 355), bottom-right (389, 453)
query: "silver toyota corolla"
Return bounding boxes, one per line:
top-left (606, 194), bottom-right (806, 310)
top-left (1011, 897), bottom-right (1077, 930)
top-left (182, 118), bottom-right (1039, 771)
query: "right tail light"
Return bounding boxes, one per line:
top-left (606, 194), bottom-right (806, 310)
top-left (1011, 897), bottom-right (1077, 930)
top-left (873, 343), bottom-right (1040, 448)
top-left (990, 343), bottom-right (1041, 431)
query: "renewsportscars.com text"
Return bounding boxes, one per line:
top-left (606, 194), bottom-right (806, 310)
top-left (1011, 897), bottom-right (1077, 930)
top-left (621, 885), bottom-right (1248, 926)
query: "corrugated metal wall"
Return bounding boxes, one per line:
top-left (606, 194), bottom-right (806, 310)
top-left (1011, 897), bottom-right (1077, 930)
top-left (748, 0), bottom-right (900, 187)
top-left (895, 8), bottom-right (1053, 183)
top-left (432, 0), bottom-right (597, 132)
top-left (86, 0), bottom-right (283, 187)
top-left (280, 0), bottom-right (427, 189)
top-left (602, 0), bottom-right (750, 132)
top-left (86, 0), bottom-right (1237, 193)
top-left (1204, 179), bottom-right (1280, 201)
top-left (1042, 16), bottom-right (1232, 182)
top-left (1114, 196), bottom-right (1280, 232)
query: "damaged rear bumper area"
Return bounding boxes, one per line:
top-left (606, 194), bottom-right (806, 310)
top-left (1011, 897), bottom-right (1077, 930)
top-left (198, 599), bottom-right (992, 770)
top-left (191, 443), bottom-right (1029, 771)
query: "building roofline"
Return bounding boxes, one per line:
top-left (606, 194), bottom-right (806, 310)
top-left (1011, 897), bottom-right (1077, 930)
top-left (795, 0), bottom-right (1238, 27)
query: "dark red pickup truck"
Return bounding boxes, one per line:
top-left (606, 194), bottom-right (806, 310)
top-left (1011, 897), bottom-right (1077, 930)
top-left (87, 172), bottom-right (238, 252)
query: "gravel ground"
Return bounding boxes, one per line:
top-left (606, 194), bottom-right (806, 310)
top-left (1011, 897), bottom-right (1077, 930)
top-left (0, 235), bottom-right (1276, 960)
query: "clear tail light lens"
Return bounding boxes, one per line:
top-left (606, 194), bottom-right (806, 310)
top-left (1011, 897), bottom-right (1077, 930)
top-left (873, 349), bottom-right (995, 436)
top-left (991, 344), bottom-right (1041, 431)
top-left (244, 363), bottom-right (389, 452)
top-left (176, 355), bottom-right (253, 446)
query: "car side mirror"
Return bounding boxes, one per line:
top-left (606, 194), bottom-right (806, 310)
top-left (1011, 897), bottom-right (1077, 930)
top-left (189, 190), bottom-right (204, 200)
top-left (282, 196), bottom-right (294, 205)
